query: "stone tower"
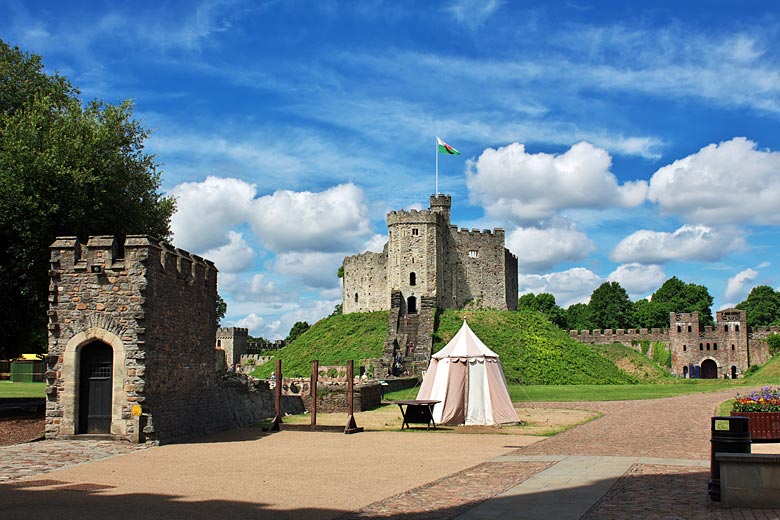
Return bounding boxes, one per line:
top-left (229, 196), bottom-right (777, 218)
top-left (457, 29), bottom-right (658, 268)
top-left (216, 327), bottom-right (248, 366)
top-left (342, 195), bottom-right (518, 376)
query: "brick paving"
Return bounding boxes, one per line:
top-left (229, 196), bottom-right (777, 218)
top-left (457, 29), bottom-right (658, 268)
top-left (340, 460), bottom-right (554, 519)
top-left (0, 439), bottom-right (146, 483)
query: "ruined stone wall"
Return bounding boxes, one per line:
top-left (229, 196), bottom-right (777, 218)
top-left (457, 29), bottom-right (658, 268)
top-left (342, 250), bottom-right (388, 313)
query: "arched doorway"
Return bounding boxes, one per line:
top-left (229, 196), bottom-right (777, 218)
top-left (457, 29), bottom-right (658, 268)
top-left (407, 296), bottom-right (417, 314)
top-left (682, 366), bottom-right (689, 379)
top-left (731, 366), bottom-right (738, 379)
top-left (78, 341), bottom-right (113, 434)
top-left (700, 359), bottom-right (718, 379)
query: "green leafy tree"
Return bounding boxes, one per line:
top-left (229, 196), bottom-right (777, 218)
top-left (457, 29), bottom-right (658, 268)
top-left (588, 282), bottom-right (633, 330)
top-left (518, 293), bottom-right (565, 328)
top-left (736, 285), bottom-right (780, 328)
top-left (649, 276), bottom-right (714, 327)
top-left (215, 294), bottom-right (227, 326)
top-left (0, 40), bottom-right (175, 358)
top-left (285, 321), bottom-right (310, 343)
top-left (564, 302), bottom-right (593, 331)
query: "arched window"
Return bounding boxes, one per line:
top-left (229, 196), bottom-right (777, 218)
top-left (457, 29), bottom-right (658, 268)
top-left (731, 366), bottom-right (738, 379)
top-left (706, 343), bottom-right (710, 351)
top-left (683, 366), bottom-right (689, 378)
top-left (699, 343), bottom-right (703, 350)
top-left (714, 343), bottom-right (718, 350)
top-left (687, 325), bottom-right (692, 333)
top-left (736, 324), bottom-right (740, 332)
top-left (677, 326), bottom-right (681, 333)
top-left (731, 344), bottom-right (735, 351)
top-left (354, 293), bottom-right (359, 303)
top-left (410, 272), bottom-right (416, 286)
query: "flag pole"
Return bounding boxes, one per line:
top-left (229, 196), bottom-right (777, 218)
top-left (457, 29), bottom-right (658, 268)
top-left (435, 136), bottom-right (439, 196)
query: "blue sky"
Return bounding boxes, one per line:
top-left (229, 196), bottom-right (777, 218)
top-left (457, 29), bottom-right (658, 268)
top-left (4, 1), bottom-right (780, 338)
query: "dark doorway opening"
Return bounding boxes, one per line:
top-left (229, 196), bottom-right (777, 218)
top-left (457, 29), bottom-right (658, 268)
top-left (79, 341), bottom-right (113, 434)
top-left (407, 296), bottom-right (417, 314)
top-left (731, 365), bottom-right (738, 379)
top-left (700, 359), bottom-right (718, 379)
top-left (683, 366), bottom-right (689, 378)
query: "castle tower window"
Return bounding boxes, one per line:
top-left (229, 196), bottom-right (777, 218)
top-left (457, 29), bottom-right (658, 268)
top-left (687, 325), bottom-right (692, 333)
top-left (731, 344), bottom-right (735, 351)
top-left (354, 293), bottom-right (359, 303)
top-left (735, 324), bottom-right (740, 332)
top-left (410, 272), bottom-right (416, 286)
top-left (724, 325), bottom-right (729, 332)
top-left (469, 250), bottom-right (479, 259)
top-left (677, 326), bottom-right (681, 333)
top-left (700, 343), bottom-right (703, 350)
top-left (412, 228), bottom-right (419, 236)
top-left (714, 343), bottom-right (718, 350)
top-left (217, 340), bottom-right (222, 347)
top-left (683, 344), bottom-right (687, 351)
top-left (706, 343), bottom-right (710, 350)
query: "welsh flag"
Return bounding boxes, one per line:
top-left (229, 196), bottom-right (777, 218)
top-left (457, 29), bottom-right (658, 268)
top-left (437, 137), bottom-right (460, 155)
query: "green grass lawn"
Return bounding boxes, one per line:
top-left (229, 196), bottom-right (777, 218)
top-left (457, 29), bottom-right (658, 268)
top-left (0, 381), bottom-right (46, 398)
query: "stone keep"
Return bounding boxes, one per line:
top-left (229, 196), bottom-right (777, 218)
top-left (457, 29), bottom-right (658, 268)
top-left (216, 327), bottom-right (248, 366)
top-left (46, 235), bottom-right (219, 443)
top-left (342, 194), bottom-right (518, 314)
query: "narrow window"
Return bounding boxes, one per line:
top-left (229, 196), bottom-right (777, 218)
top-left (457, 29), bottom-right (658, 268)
top-left (468, 250), bottom-right (478, 259)
top-left (731, 344), bottom-right (735, 351)
top-left (683, 344), bottom-right (687, 351)
top-left (687, 325), bottom-right (692, 333)
top-left (706, 343), bottom-right (710, 351)
top-left (714, 343), bottom-right (718, 350)
top-left (354, 293), bottom-right (358, 303)
top-left (677, 326), bottom-right (681, 333)
top-left (735, 324), bottom-right (740, 332)
top-left (217, 339), bottom-right (222, 347)
top-left (724, 325), bottom-right (729, 332)
top-left (410, 272), bottom-right (416, 286)
top-left (412, 228), bottom-right (419, 236)
top-left (699, 343), bottom-right (703, 350)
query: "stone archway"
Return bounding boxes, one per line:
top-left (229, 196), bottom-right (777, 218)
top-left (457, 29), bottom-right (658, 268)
top-left (407, 296), bottom-right (418, 314)
top-left (700, 359), bottom-right (718, 379)
top-left (61, 327), bottom-right (127, 436)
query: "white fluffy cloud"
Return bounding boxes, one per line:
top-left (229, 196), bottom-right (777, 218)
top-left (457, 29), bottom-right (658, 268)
top-left (607, 263), bottom-right (666, 298)
top-left (610, 224), bottom-right (745, 264)
top-left (724, 268), bottom-right (759, 302)
top-left (170, 176), bottom-right (257, 252)
top-left (506, 225), bottom-right (595, 273)
top-left (201, 231), bottom-right (255, 273)
top-left (250, 183), bottom-right (371, 252)
top-left (272, 251), bottom-right (345, 289)
top-left (466, 142), bottom-right (648, 224)
top-left (648, 138), bottom-right (780, 225)
top-left (519, 267), bottom-right (603, 308)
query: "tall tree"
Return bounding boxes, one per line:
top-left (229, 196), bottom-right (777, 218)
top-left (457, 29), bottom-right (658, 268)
top-left (588, 282), bottom-right (633, 330)
top-left (0, 40), bottom-right (175, 358)
top-left (286, 321), bottom-right (310, 343)
top-left (518, 292), bottom-right (565, 328)
top-left (564, 302), bottom-right (593, 331)
top-left (649, 276), bottom-right (715, 327)
top-left (736, 285), bottom-right (780, 328)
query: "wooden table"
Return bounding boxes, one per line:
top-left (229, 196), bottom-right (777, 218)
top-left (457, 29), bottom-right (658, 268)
top-left (395, 400), bottom-right (440, 430)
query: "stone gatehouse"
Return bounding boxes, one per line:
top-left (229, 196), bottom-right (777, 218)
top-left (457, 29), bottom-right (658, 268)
top-left (45, 235), bottom-right (286, 444)
top-left (571, 309), bottom-right (773, 379)
top-left (342, 194), bottom-right (518, 376)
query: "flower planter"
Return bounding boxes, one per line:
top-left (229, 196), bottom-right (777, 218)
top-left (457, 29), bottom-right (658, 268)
top-left (731, 412), bottom-right (780, 441)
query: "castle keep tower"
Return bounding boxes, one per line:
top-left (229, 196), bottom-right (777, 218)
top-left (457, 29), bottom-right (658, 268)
top-left (216, 327), bottom-right (248, 366)
top-left (342, 195), bottom-right (518, 375)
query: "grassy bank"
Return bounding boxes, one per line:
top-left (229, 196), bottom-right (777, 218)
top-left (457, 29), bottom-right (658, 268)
top-left (0, 381), bottom-right (46, 398)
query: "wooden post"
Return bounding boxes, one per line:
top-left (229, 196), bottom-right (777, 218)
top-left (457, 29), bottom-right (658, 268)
top-left (310, 360), bottom-right (318, 430)
top-left (344, 360), bottom-right (363, 434)
top-left (270, 358), bottom-right (283, 431)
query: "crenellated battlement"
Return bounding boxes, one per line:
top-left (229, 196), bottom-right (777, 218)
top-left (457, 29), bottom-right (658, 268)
top-left (453, 227), bottom-right (504, 238)
top-left (50, 235), bottom-right (217, 287)
top-left (386, 208), bottom-right (441, 226)
top-left (217, 327), bottom-right (248, 338)
top-left (570, 327), bottom-right (669, 346)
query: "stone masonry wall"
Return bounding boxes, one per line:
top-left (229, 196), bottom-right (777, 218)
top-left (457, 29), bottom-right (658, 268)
top-left (343, 251), bottom-right (388, 313)
top-left (47, 235), bottom-right (284, 444)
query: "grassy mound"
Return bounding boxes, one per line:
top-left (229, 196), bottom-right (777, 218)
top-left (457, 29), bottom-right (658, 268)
top-left (743, 355), bottom-right (780, 383)
top-left (433, 309), bottom-right (635, 384)
top-left (592, 343), bottom-right (674, 383)
top-left (252, 311), bottom-right (388, 378)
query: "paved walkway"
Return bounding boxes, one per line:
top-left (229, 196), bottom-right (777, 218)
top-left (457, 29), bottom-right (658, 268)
top-left (2, 389), bottom-right (780, 518)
